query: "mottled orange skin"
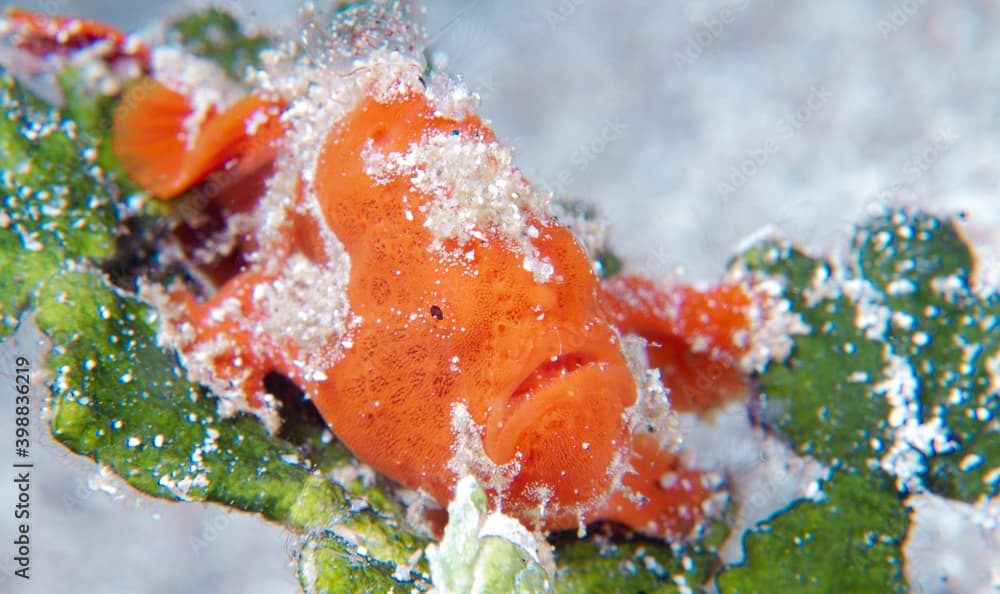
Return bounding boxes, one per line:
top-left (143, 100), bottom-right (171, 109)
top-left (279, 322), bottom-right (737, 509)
top-left (312, 96), bottom-right (645, 527)
top-left (16, 8), bottom-right (768, 539)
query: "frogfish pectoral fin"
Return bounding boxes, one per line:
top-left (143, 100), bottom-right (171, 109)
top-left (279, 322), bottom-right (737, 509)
top-left (600, 275), bottom-right (761, 411)
top-left (588, 434), bottom-right (714, 539)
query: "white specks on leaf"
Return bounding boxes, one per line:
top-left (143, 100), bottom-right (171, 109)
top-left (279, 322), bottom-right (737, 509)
top-left (733, 271), bottom-right (810, 373)
top-left (844, 278), bottom-right (891, 341)
top-left (157, 472), bottom-right (211, 502)
top-left (875, 352), bottom-right (956, 493)
top-left (17, 228), bottom-right (43, 251)
top-left (986, 351), bottom-right (1000, 396)
top-left (959, 454), bottom-right (984, 472)
top-left (930, 273), bottom-right (970, 303)
top-left (890, 311), bottom-right (915, 331)
top-left (846, 371), bottom-right (870, 383)
top-left (886, 278), bottom-right (917, 296)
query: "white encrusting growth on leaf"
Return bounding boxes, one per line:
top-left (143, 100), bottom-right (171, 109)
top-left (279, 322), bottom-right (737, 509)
top-left (875, 352), bottom-right (957, 493)
top-left (929, 273), bottom-right (969, 303)
top-left (734, 271), bottom-right (810, 373)
top-left (987, 351), bottom-right (1000, 402)
top-left (844, 278), bottom-right (893, 341)
top-left (156, 472), bottom-right (210, 502)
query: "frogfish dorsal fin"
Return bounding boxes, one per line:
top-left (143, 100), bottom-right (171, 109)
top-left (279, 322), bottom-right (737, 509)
top-left (112, 77), bottom-right (284, 198)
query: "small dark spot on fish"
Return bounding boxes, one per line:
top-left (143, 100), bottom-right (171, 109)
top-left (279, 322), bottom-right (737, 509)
top-left (451, 129), bottom-right (460, 136)
top-left (430, 305), bottom-right (443, 320)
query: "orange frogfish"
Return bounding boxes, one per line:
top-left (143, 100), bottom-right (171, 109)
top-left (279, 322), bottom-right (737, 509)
top-left (4, 6), bottom-right (797, 540)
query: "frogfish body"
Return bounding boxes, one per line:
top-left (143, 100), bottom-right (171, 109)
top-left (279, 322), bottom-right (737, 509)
top-left (3, 7), bottom-right (793, 540)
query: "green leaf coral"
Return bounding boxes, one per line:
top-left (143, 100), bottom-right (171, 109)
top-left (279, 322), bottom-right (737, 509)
top-left (719, 207), bottom-right (999, 591)
top-left (39, 268), bottom-right (432, 592)
top-left (166, 9), bottom-right (274, 81)
top-left (739, 209), bottom-right (998, 501)
top-left (0, 68), bottom-right (117, 336)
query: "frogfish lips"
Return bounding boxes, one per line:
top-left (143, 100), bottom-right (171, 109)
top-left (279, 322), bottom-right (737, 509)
top-left (482, 323), bottom-right (638, 524)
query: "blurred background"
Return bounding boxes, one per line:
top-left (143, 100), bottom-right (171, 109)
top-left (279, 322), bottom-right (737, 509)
top-left (1, 0), bottom-right (999, 592)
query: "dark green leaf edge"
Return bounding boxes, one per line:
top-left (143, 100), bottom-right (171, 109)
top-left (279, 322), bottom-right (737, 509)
top-left (720, 208), bottom-right (999, 592)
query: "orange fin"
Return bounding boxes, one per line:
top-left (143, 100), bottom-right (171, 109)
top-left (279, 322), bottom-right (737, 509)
top-left (601, 275), bottom-right (758, 362)
top-left (112, 77), bottom-right (285, 198)
top-left (600, 275), bottom-right (759, 411)
top-left (590, 434), bottom-right (712, 539)
top-left (3, 7), bottom-right (149, 66)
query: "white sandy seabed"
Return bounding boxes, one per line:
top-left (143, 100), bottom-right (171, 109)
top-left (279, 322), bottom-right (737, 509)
top-left (0, 0), bottom-right (999, 592)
